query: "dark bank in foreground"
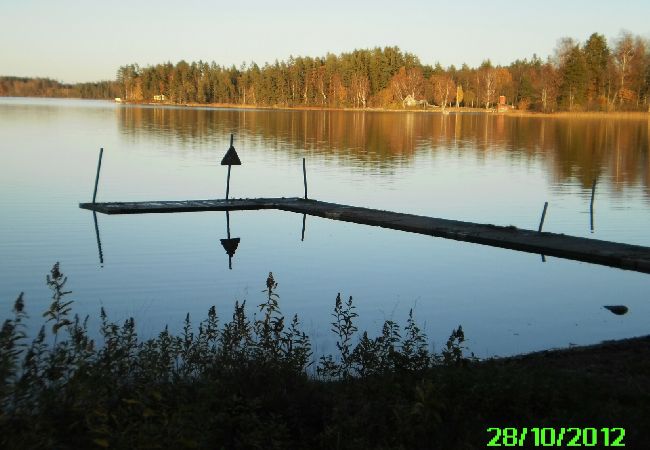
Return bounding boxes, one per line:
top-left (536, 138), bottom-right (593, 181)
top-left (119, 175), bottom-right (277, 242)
top-left (1, 264), bottom-right (648, 449)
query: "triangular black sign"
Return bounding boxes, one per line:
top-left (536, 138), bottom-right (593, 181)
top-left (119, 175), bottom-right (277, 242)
top-left (221, 146), bottom-right (241, 165)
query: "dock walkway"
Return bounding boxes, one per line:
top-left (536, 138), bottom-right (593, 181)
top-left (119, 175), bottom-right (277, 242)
top-left (80, 197), bottom-right (650, 274)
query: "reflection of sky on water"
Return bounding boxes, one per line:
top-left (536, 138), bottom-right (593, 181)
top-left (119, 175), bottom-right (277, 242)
top-left (7, 208), bottom-right (649, 359)
top-left (1, 98), bottom-right (649, 357)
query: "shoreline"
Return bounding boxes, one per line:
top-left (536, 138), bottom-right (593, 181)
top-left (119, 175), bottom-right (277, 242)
top-left (114, 99), bottom-right (650, 118)
top-left (491, 333), bottom-right (650, 366)
top-left (3, 95), bottom-right (649, 118)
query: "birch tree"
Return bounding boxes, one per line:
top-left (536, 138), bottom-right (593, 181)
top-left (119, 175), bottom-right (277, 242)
top-left (613, 32), bottom-right (635, 107)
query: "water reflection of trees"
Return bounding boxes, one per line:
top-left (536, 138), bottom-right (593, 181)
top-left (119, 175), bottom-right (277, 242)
top-left (118, 107), bottom-right (649, 190)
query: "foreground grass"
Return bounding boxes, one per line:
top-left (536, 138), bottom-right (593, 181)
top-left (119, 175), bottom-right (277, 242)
top-left (1, 264), bottom-right (648, 449)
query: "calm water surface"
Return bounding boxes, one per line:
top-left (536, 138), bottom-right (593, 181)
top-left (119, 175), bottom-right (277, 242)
top-left (1, 97), bottom-right (649, 357)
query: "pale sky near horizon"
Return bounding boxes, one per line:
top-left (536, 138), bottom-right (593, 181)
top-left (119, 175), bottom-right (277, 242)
top-left (1, 0), bottom-right (649, 83)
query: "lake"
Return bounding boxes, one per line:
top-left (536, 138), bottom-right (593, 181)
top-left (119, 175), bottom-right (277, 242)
top-left (1, 97), bottom-right (649, 358)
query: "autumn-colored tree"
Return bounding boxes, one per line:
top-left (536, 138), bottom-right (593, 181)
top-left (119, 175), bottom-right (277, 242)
top-left (613, 31), bottom-right (636, 108)
top-left (534, 60), bottom-right (560, 112)
top-left (430, 74), bottom-right (456, 111)
top-left (455, 84), bottom-right (464, 107)
top-left (627, 36), bottom-right (648, 109)
top-left (350, 72), bottom-right (370, 108)
top-left (390, 66), bottom-right (425, 108)
top-left (479, 61), bottom-right (496, 109)
top-left (329, 73), bottom-right (347, 107)
top-left (456, 63), bottom-right (474, 107)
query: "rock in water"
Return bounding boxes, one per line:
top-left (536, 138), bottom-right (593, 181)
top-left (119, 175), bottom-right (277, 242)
top-left (603, 305), bottom-right (629, 315)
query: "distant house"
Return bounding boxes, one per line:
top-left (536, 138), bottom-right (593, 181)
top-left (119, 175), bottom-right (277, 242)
top-left (114, 97), bottom-right (122, 102)
top-left (153, 94), bottom-right (166, 101)
top-left (496, 95), bottom-right (512, 113)
top-left (403, 94), bottom-right (429, 109)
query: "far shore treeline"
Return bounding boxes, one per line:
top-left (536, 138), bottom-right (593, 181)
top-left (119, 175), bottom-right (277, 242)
top-left (2, 32), bottom-right (649, 112)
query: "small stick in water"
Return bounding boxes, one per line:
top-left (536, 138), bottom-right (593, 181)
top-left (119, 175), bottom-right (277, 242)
top-left (538, 201), bottom-right (548, 232)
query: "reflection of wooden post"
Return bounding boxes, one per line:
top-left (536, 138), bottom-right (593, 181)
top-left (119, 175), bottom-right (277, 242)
top-left (590, 178), bottom-right (597, 232)
top-left (92, 211), bottom-right (104, 265)
top-left (220, 211), bottom-right (240, 270)
top-left (226, 210), bottom-right (231, 268)
top-left (303, 157), bottom-right (308, 199)
top-left (92, 148), bottom-right (103, 204)
top-left (301, 213), bottom-right (306, 241)
top-left (538, 202), bottom-right (548, 232)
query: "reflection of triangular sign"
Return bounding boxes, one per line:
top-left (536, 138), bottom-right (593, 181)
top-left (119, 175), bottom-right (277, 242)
top-left (221, 146), bottom-right (241, 165)
top-left (220, 237), bottom-right (240, 256)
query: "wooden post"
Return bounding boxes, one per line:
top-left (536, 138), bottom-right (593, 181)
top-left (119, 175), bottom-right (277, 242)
top-left (303, 157), bottom-right (308, 199)
top-left (538, 201), bottom-right (548, 232)
top-left (226, 165), bottom-right (231, 200)
top-left (221, 134), bottom-right (240, 201)
top-left (92, 147), bottom-right (103, 204)
top-left (301, 213), bottom-right (306, 241)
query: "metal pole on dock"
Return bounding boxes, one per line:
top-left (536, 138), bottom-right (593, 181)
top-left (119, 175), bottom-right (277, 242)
top-left (221, 134), bottom-right (241, 201)
top-left (92, 148), bottom-right (103, 204)
top-left (226, 165), bottom-right (232, 200)
top-left (538, 201), bottom-right (548, 232)
top-left (303, 157), bottom-right (308, 199)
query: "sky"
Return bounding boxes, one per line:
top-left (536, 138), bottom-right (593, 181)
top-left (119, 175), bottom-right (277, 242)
top-left (1, 0), bottom-right (649, 83)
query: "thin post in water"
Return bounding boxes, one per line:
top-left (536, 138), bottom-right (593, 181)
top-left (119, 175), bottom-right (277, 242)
top-left (92, 147), bottom-right (104, 204)
top-left (538, 201), bottom-right (548, 232)
top-left (303, 157), bottom-right (308, 199)
top-left (301, 213), bottom-right (306, 241)
top-left (590, 178), bottom-right (597, 232)
top-left (226, 165), bottom-right (231, 200)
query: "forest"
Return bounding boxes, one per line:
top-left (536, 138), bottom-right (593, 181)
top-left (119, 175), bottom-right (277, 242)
top-left (1, 32), bottom-right (649, 112)
top-left (0, 77), bottom-right (119, 100)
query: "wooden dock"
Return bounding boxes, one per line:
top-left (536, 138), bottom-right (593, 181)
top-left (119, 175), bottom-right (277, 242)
top-left (80, 197), bottom-right (650, 274)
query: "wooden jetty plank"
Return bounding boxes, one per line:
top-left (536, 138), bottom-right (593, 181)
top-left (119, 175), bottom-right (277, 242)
top-left (79, 198), bottom-right (296, 214)
top-left (80, 197), bottom-right (650, 274)
top-left (276, 199), bottom-right (650, 274)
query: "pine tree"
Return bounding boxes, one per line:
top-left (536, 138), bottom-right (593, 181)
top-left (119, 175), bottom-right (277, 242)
top-left (583, 33), bottom-right (610, 109)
